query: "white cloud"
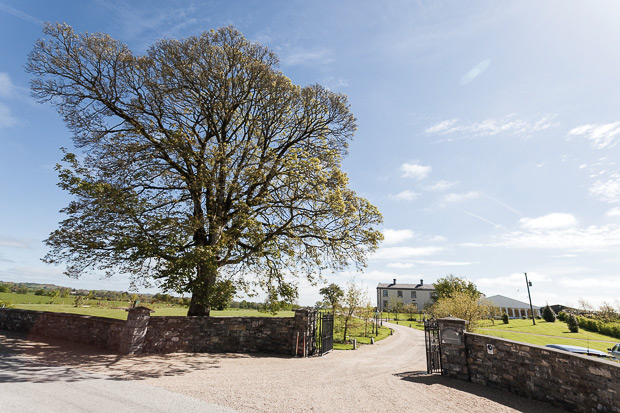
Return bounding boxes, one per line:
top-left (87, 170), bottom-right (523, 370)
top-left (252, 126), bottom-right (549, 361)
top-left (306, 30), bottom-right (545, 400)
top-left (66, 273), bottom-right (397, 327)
top-left (387, 262), bottom-right (415, 269)
top-left (460, 59), bottom-right (491, 85)
top-left (0, 73), bottom-right (19, 128)
top-left (568, 122), bottom-right (620, 149)
top-left (424, 119), bottom-right (458, 134)
top-left (590, 174), bottom-right (620, 203)
top-left (401, 163), bottom-right (431, 180)
top-left (426, 180), bottom-right (457, 192)
top-left (519, 213), bottom-right (578, 230)
top-left (606, 207), bottom-right (620, 217)
top-left (425, 114), bottom-right (558, 139)
top-left (372, 246), bottom-right (443, 260)
top-left (389, 190), bottom-right (420, 201)
top-left (496, 224), bottom-right (620, 251)
top-left (382, 229), bottom-right (415, 245)
top-left (442, 191), bottom-right (480, 204)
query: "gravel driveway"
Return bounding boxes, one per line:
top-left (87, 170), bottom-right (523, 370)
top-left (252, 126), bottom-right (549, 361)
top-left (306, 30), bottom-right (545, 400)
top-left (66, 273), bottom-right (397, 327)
top-left (1, 323), bottom-right (562, 412)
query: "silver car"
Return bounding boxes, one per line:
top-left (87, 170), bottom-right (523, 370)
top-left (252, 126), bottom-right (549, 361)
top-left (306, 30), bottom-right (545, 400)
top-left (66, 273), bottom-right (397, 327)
top-left (608, 343), bottom-right (620, 359)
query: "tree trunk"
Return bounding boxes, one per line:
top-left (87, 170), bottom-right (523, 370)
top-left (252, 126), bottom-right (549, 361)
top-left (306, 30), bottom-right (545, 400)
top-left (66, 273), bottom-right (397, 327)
top-left (186, 263), bottom-right (217, 316)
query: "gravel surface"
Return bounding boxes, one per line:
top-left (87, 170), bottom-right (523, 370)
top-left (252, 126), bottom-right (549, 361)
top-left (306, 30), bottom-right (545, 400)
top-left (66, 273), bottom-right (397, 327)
top-left (1, 323), bottom-right (563, 412)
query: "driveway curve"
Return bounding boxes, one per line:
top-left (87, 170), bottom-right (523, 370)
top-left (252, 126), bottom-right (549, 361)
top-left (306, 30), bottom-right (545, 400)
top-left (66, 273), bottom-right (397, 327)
top-left (1, 323), bottom-right (561, 412)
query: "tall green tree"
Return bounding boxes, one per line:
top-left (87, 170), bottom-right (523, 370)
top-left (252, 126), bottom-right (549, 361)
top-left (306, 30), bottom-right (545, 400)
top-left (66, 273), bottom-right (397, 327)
top-left (432, 275), bottom-right (481, 301)
top-left (28, 24), bottom-right (383, 316)
top-left (319, 283), bottom-right (344, 317)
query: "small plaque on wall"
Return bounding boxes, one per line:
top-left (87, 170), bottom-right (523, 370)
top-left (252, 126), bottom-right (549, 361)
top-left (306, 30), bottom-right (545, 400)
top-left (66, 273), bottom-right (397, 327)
top-left (441, 328), bottom-right (462, 345)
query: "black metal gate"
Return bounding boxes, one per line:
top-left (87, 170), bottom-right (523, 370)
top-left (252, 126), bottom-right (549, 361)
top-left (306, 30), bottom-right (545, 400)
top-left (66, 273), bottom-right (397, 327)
top-left (316, 312), bottom-right (334, 355)
top-left (424, 319), bottom-right (442, 374)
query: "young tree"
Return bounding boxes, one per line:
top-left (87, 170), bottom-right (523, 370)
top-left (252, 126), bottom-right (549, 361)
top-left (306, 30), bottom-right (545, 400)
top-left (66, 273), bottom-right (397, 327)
top-left (566, 313), bottom-right (579, 333)
top-left (341, 280), bottom-right (365, 342)
top-left (29, 23), bottom-right (383, 316)
top-left (542, 304), bottom-right (556, 323)
top-left (387, 297), bottom-right (404, 321)
top-left (432, 275), bottom-right (481, 301)
top-left (403, 303), bottom-right (417, 321)
top-left (428, 291), bottom-right (493, 331)
top-left (319, 283), bottom-right (344, 317)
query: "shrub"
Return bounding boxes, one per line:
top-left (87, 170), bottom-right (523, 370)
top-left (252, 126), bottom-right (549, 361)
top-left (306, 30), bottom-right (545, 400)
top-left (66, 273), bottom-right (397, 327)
top-left (502, 312), bottom-right (509, 324)
top-left (566, 313), bottom-right (579, 333)
top-left (542, 304), bottom-right (556, 322)
top-left (0, 284), bottom-right (9, 293)
top-left (0, 299), bottom-right (14, 308)
top-left (557, 311), bottom-right (567, 321)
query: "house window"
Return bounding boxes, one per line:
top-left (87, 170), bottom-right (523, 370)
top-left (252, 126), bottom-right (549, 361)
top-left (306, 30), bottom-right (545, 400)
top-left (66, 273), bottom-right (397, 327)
top-left (397, 290), bottom-right (402, 298)
top-left (411, 291), bottom-right (417, 298)
top-left (382, 290), bottom-right (388, 297)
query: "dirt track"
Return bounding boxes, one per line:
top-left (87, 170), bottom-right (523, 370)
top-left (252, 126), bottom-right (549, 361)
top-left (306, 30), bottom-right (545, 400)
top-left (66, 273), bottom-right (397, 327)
top-left (1, 322), bottom-right (563, 412)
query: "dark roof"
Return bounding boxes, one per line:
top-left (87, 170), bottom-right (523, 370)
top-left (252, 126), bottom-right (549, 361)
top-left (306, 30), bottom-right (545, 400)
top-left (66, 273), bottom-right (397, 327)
top-left (376, 283), bottom-right (435, 291)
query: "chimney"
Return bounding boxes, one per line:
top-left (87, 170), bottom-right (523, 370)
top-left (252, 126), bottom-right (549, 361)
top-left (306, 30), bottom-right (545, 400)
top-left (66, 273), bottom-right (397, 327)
top-left (393, 278), bottom-right (396, 285)
top-left (420, 279), bottom-right (423, 286)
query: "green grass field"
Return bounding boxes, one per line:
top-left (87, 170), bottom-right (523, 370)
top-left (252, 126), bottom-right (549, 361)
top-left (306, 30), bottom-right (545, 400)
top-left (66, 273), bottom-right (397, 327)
top-left (2, 299), bottom-right (295, 320)
top-left (476, 319), bottom-right (619, 353)
top-left (333, 325), bottom-right (392, 350)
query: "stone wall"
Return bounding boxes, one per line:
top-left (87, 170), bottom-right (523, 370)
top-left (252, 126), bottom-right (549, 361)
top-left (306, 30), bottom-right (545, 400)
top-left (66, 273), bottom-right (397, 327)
top-left (439, 317), bottom-right (620, 412)
top-left (0, 307), bottom-right (316, 357)
top-left (0, 308), bottom-right (124, 350)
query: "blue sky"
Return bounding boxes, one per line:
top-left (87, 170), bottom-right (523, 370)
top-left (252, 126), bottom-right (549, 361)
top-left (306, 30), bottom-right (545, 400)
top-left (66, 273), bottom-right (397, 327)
top-left (1, 0), bottom-right (620, 309)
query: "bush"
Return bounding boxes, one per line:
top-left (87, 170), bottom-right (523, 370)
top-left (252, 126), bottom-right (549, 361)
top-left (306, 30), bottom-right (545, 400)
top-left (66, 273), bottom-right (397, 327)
top-left (502, 312), bottom-right (509, 324)
top-left (0, 284), bottom-right (9, 293)
top-left (542, 304), bottom-right (556, 322)
top-left (0, 299), bottom-right (14, 308)
top-left (557, 311), bottom-right (567, 321)
top-left (567, 313), bottom-right (579, 333)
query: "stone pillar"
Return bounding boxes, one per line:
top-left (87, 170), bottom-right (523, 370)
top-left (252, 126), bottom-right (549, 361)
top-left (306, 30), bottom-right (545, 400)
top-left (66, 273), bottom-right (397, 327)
top-left (438, 317), bottom-right (469, 380)
top-left (293, 308), bottom-right (313, 357)
top-left (119, 306), bottom-right (153, 355)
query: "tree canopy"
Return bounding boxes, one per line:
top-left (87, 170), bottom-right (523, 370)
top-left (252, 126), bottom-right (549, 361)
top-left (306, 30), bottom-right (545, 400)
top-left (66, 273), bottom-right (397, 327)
top-left (29, 23), bottom-right (383, 316)
top-left (432, 275), bottom-right (481, 301)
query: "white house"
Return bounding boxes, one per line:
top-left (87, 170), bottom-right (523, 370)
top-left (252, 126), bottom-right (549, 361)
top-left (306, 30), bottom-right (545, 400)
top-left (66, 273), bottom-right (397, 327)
top-left (376, 279), bottom-right (435, 312)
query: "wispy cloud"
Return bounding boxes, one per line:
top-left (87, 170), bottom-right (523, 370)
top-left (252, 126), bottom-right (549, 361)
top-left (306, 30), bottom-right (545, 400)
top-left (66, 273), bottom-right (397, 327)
top-left (0, 236), bottom-right (32, 249)
top-left (460, 59), bottom-right (491, 85)
top-left (462, 210), bottom-right (502, 230)
top-left (442, 191), bottom-right (480, 204)
top-left (401, 162), bottom-right (431, 180)
top-left (382, 229), bottom-right (415, 245)
top-left (372, 246), bottom-right (443, 260)
top-left (425, 114), bottom-right (558, 140)
top-left (389, 190), bottom-right (420, 201)
top-left (590, 173), bottom-right (620, 203)
top-left (0, 2), bottom-right (42, 25)
top-left (283, 48), bottom-right (333, 66)
top-left (569, 122), bottom-right (620, 149)
top-left (425, 180), bottom-right (457, 192)
top-left (519, 213), bottom-right (577, 230)
top-left (495, 224), bottom-right (620, 251)
top-left (0, 73), bottom-right (19, 128)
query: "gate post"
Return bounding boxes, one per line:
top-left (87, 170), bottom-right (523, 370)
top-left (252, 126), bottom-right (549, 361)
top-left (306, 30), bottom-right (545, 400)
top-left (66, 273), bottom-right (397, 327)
top-left (119, 306), bottom-right (153, 355)
top-left (293, 308), bottom-right (314, 357)
top-left (437, 317), bottom-right (469, 380)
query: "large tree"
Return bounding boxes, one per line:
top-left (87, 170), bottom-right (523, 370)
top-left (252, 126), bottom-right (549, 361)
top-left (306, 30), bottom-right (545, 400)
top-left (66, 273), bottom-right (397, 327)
top-left (432, 275), bottom-right (481, 301)
top-left (29, 23), bottom-right (383, 316)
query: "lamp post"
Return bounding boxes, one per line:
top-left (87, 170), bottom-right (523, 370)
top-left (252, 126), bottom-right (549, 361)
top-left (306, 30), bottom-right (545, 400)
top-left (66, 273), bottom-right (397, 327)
top-left (375, 311), bottom-right (380, 336)
top-left (525, 272), bottom-right (535, 326)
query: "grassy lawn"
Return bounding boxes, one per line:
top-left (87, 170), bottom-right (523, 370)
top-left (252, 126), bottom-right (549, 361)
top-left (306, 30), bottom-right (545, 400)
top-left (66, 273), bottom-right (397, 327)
top-left (390, 319), bottom-right (425, 331)
top-left (333, 325), bottom-right (392, 350)
top-left (1, 292), bottom-right (76, 306)
top-left (4, 302), bottom-right (295, 320)
top-left (476, 319), bottom-right (619, 353)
